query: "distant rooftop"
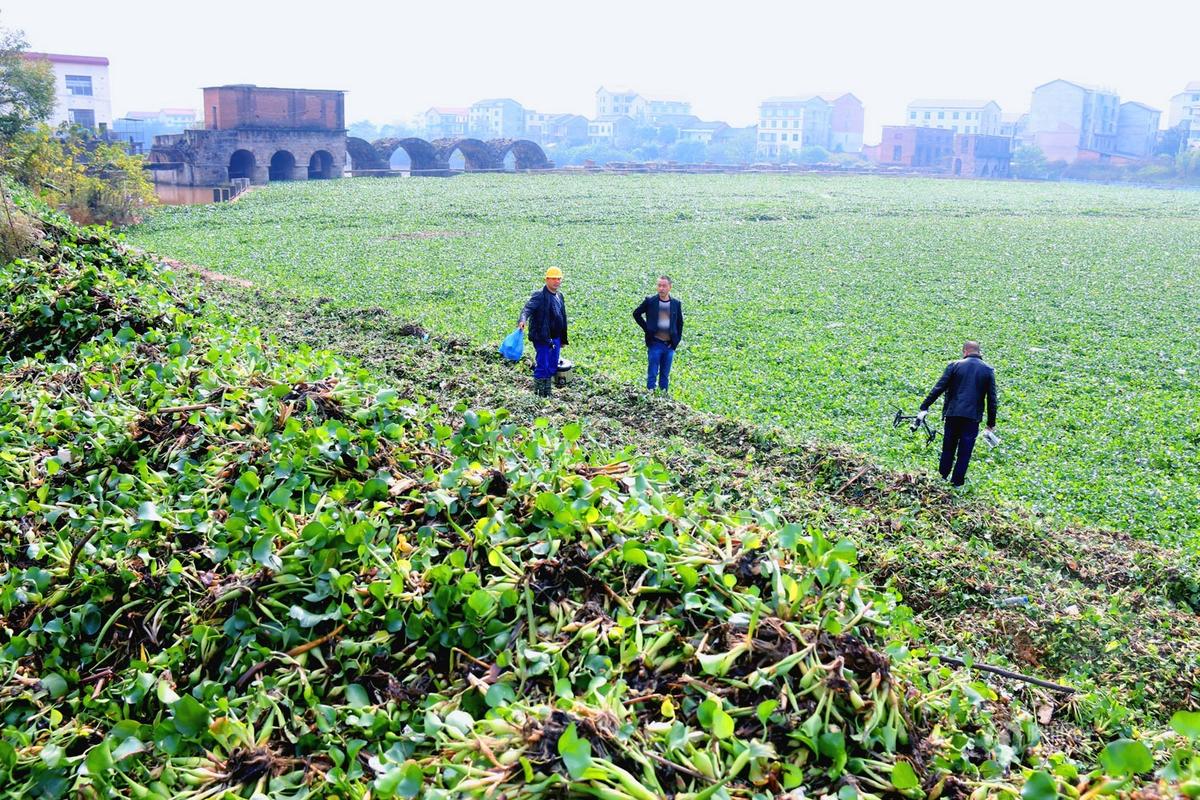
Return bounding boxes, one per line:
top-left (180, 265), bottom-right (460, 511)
top-left (762, 93), bottom-right (857, 106)
top-left (908, 98), bottom-right (998, 109)
top-left (429, 106), bottom-right (468, 115)
top-left (23, 51), bottom-right (109, 66)
top-left (1120, 101), bottom-right (1161, 112)
top-left (1034, 78), bottom-right (1116, 95)
top-left (202, 84), bottom-right (346, 93)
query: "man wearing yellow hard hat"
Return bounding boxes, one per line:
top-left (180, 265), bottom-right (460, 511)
top-left (517, 267), bottom-right (569, 397)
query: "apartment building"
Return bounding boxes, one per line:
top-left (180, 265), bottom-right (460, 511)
top-left (23, 51), bottom-right (112, 131)
top-left (1027, 79), bottom-right (1119, 162)
top-left (1115, 102), bottom-right (1161, 158)
top-left (756, 94), bottom-right (864, 158)
top-left (468, 98), bottom-right (525, 139)
top-left (1169, 82), bottom-right (1200, 150)
top-left (423, 107), bottom-right (468, 139)
top-left (906, 99), bottom-right (1001, 135)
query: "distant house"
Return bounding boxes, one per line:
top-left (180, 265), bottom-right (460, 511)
top-left (22, 51), bottom-right (112, 131)
top-left (826, 93), bottom-right (865, 153)
top-left (999, 112), bottom-right (1029, 144)
top-left (595, 87), bottom-right (690, 123)
top-left (537, 114), bottom-right (589, 147)
top-left (595, 87), bottom-right (649, 121)
top-left (423, 107), bottom-right (468, 139)
top-left (1028, 79), bottom-right (1120, 162)
top-left (678, 120), bottom-right (729, 144)
top-left (1115, 102), bottom-right (1161, 159)
top-left (469, 99), bottom-right (525, 139)
top-left (112, 108), bottom-right (198, 154)
top-left (952, 134), bottom-right (1012, 177)
top-left (906, 99), bottom-right (1002, 136)
top-left (872, 126), bottom-right (954, 168)
top-left (756, 93), bottom-right (864, 159)
top-left (588, 115), bottom-right (637, 148)
top-left (647, 98), bottom-right (692, 120)
top-left (1168, 81), bottom-right (1200, 151)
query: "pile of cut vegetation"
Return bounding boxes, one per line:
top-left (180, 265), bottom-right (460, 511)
top-left (2, 196), bottom-right (1199, 799)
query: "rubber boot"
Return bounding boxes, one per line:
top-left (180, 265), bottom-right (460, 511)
top-left (534, 378), bottom-right (551, 397)
top-left (543, 377), bottom-right (554, 398)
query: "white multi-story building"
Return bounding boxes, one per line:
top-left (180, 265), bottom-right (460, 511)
top-left (906, 99), bottom-right (1002, 135)
top-left (756, 94), bottom-right (864, 159)
top-left (595, 87), bottom-right (690, 123)
top-left (468, 99), bottom-right (525, 139)
top-left (23, 51), bottom-right (112, 131)
top-left (1169, 81), bottom-right (1200, 150)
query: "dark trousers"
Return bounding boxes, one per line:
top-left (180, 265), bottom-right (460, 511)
top-left (533, 339), bottom-right (560, 380)
top-left (646, 339), bottom-right (674, 391)
top-left (940, 416), bottom-right (979, 486)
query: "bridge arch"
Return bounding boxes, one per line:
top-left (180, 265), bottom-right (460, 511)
top-left (375, 137), bottom-right (442, 175)
top-left (228, 149), bottom-right (256, 181)
top-left (269, 150), bottom-right (297, 181)
top-left (490, 139), bottom-right (550, 171)
top-left (346, 136), bottom-right (385, 174)
top-left (434, 137), bottom-right (493, 172)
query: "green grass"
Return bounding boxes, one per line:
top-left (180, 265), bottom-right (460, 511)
top-left (129, 174), bottom-right (1200, 542)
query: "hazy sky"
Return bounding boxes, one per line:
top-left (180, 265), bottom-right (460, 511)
top-left (8, 0), bottom-right (1196, 141)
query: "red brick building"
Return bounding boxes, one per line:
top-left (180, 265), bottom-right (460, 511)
top-left (951, 134), bottom-right (1012, 177)
top-left (874, 126), bottom-right (954, 167)
top-left (202, 85), bottom-right (345, 131)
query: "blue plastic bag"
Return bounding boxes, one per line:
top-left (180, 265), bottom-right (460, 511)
top-left (499, 328), bottom-right (524, 361)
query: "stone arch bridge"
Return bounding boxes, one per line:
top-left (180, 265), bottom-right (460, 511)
top-left (345, 136), bottom-right (551, 176)
top-left (149, 132), bottom-right (551, 187)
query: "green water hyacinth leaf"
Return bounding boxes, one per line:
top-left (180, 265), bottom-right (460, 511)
top-left (891, 760), bottom-right (919, 790)
top-left (1099, 739), bottom-right (1153, 776)
top-left (1173, 711), bottom-right (1200, 740)
top-left (557, 723), bottom-right (593, 779)
top-left (1021, 770), bottom-right (1058, 800)
top-left (170, 695), bottom-right (210, 737)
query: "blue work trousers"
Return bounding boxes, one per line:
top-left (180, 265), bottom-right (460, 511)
top-left (646, 339), bottom-right (675, 391)
top-left (533, 339), bottom-right (561, 380)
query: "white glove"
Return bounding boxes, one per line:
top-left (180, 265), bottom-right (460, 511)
top-left (982, 429), bottom-right (1000, 447)
top-left (916, 410), bottom-right (928, 422)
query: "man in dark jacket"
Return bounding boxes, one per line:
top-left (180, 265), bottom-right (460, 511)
top-left (518, 267), bottom-right (568, 397)
top-left (918, 341), bottom-right (998, 486)
top-left (632, 276), bottom-right (684, 394)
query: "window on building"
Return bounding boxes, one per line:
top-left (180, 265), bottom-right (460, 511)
top-left (924, 111), bottom-right (931, 120)
top-left (65, 75), bottom-right (93, 96)
top-left (68, 108), bottom-right (96, 128)
top-left (938, 111), bottom-right (945, 119)
top-left (909, 111), bottom-right (916, 120)
top-left (892, 145), bottom-right (903, 160)
top-left (953, 111), bottom-right (960, 120)
top-left (792, 134), bottom-right (799, 141)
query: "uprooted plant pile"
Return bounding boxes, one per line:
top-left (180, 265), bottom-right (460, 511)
top-left (3, 196), bottom-right (1200, 799)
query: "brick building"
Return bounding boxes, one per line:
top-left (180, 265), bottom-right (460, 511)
top-left (874, 126), bottom-right (954, 168)
top-left (951, 134), bottom-right (1011, 177)
top-left (149, 84), bottom-right (347, 186)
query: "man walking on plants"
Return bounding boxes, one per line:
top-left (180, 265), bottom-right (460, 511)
top-left (917, 341), bottom-right (998, 487)
top-left (518, 267), bottom-right (568, 398)
top-left (633, 276), bottom-right (684, 395)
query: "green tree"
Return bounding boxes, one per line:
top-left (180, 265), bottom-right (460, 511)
top-left (1012, 145), bottom-right (1052, 180)
top-left (0, 23), bottom-right (55, 141)
top-left (9, 125), bottom-right (156, 224)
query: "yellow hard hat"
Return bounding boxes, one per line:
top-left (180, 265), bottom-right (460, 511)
top-left (544, 267), bottom-right (563, 279)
